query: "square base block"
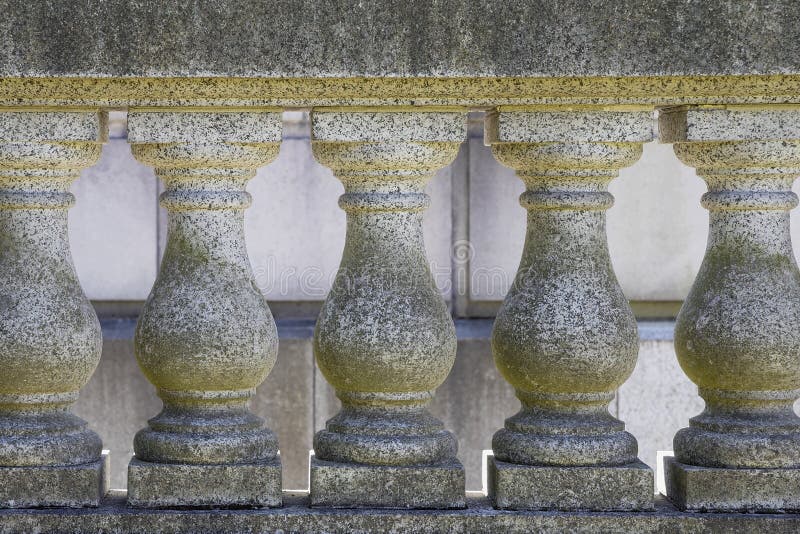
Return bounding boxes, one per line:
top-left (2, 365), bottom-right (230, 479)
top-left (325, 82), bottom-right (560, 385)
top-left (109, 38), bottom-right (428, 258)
top-left (310, 456), bottom-right (466, 509)
top-left (127, 457), bottom-right (282, 508)
top-left (0, 451), bottom-right (108, 508)
top-left (664, 456), bottom-right (800, 512)
top-left (488, 455), bottom-right (654, 511)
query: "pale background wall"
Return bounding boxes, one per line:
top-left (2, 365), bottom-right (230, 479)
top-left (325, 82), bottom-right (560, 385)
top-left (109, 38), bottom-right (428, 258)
top-left (67, 111), bottom-right (800, 490)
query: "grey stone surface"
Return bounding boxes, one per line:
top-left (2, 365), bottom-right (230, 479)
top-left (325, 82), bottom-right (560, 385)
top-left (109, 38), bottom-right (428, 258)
top-left (309, 111), bottom-right (466, 507)
top-left (0, 111), bottom-right (108, 507)
top-left (660, 109), bottom-right (800, 511)
top-left (127, 457), bottom-right (281, 508)
top-left (485, 112), bottom-right (653, 506)
top-left (0, 453), bottom-right (108, 509)
top-left (659, 109), bottom-right (800, 511)
top-left (2, 493), bottom-right (800, 533)
top-left (73, 328), bottom-right (159, 492)
top-left (76, 320), bottom-right (316, 492)
top-left (2, 1), bottom-right (800, 77)
top-left (310, 457), bottom-right (465, 509)
top-left (665, 456), bottom-right (800, 512)
top-left (251, 328), bottom-right (316, 491)
top-left (127, 111), bottom-right (284, 504)
top-left (80, 317), bottom-right (703, 494)
top-left (489, 456), bottom-right (653, 511)
top-left (245, 113), bottom-right (454, 302)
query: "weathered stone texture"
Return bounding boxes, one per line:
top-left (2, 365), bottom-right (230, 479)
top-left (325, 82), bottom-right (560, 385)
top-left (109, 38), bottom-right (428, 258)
top-left (489, 456), bottom-right (653, 511)
top-left (127, 457), bottom-right (282, 508)
top-left (126, 111), bottom-right (284, 507)
top-left (665, 456), bottom-right (800, 512)
top-left (310, 457), bottom-right (465, 509)
top-left (0, 454), bottom-right (108, 509)
top-left (309, 111), bottom-right (466, 508)
top-left (660, 107), bottom-right (800, 511)
top-left (2, 494), bottom-right (800, 533)
top-left (2, 1), bottom-right (800, 77)
top-left (0, 111), bottom-right (108, 507)
top-left (485, 110), bottom-right (654, 510)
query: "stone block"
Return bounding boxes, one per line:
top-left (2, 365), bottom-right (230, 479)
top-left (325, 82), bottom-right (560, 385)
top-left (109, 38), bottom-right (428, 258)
top-left (488, 455), bottom-right (654, 511)
top-left (127, 457), bottom-right (282, 508)
top-left (0, 452), bottom-right (108, 508)
top-left (664, 456), bottom-right (800, 512)
top-left (309, 456), bottom-right (465, 509)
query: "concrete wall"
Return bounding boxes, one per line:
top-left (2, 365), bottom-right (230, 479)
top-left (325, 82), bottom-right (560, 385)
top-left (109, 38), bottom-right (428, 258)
top-left (67, 111), bottom-right (800, 490)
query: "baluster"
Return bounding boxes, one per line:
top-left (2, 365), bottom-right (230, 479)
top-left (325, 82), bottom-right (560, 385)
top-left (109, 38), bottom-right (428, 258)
top-left (485, 110), bottom-right (654, 511)
top-left (0, 111), bottom-right (107, 507)
top-left (660, 107), bottom-right (800, 511)
top-left (309, 110), bottom-right (466, 509)
top-left (126, 111), bottom-right (283, 508)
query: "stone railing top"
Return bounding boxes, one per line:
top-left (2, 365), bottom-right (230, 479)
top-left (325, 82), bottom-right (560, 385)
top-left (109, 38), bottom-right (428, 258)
top-left (1, 0), bottom-right (799, 78)
top-left (2, 1), bottom-right (800, 107)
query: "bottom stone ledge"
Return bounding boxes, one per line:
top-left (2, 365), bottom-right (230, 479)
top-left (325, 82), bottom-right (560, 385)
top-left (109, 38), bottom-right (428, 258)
top-left (310, 456), bottom-right (466, 509)
top-left (488, 455), bottom-right (654, 511)
top-left (1, 492), bottom-right (800, 533)
top-left (664, 456), bottom-right (800, 512)
top-left (0, 451), bottom-right (108, 508)
top-left (127, 456), bottom-right (282, 508)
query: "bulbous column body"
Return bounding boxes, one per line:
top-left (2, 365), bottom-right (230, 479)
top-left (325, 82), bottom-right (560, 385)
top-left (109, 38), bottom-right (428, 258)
top-left (309, 111), bottom-right (466, 509)
top-left (661, 108), bottom-right (800, 511)
top-left (126, 111), bottom-right (283, 508)
top-left (0, 111), bottom-right (107, 507)
top-left (485, 110), bottom-right (654, 511)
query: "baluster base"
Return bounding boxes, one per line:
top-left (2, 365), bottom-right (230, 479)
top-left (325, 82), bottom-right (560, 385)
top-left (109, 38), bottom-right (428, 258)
top-left (0, 451), bottom-right (107, 508)
top-left (488, 455), bottom-right (653, 511)
top-left (127, 456), bottom-right (282, 509)
top-left (309, 455), bottom-right (465, 509)
top-left (665, 456), bottom-right (800, 512)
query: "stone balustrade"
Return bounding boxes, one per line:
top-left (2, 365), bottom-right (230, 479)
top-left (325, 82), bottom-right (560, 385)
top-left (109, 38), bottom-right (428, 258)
top-left (2, 103), bottom-right (800, 532)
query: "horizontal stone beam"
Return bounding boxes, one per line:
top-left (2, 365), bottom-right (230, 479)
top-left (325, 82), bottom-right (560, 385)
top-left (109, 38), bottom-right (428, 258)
top-left (1, 0), bottom-right (800, 78)
top-left (0, 494), bottom-right (797, 532)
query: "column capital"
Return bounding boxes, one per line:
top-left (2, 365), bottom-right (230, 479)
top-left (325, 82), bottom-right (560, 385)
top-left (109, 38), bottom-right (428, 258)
top-left (486, 109), bottom-right (654, 144)
top-left (485, 110), bottom-right (652, 212)
top-left (310, 110), bottom-right (464, 179)
top-left (128, 110), bottom-right (282, 174)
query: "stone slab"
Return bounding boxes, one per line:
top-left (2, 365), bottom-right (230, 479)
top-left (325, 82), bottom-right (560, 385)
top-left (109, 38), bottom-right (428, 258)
top-left (310, 456), bottom-right (466, 509)
top-left (664, 456), bottom-right (800, 512)
top-left (488, 456), bottom-right (654, 511)
top-left (1, 493), bottom-right (800, 533)
top-left (0, 452), bottom-right (108, 508)
top-left (127, 457), bottom-right (282, 508)
top-left (3, 1), bottom-right (800, 78)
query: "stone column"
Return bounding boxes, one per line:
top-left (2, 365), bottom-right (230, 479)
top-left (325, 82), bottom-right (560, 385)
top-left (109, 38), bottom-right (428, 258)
top-left (0, 111), bottom-right (107, 507)
top-left (126, 111), bottom-right (283, 508)
top-left (309, 110), bottom-right (466, 509)
top-left (660, 107), bottom-right (800, 512)
top-left (485, 110), bottom-right (654, 511)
